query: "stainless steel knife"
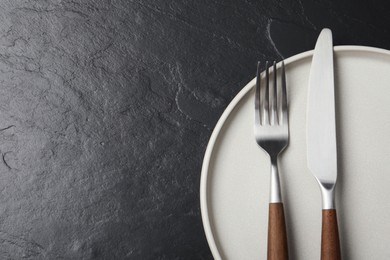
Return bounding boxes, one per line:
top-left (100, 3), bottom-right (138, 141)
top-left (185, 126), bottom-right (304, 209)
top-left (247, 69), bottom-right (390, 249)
top-left (307, 28), bottom-right (341, 260)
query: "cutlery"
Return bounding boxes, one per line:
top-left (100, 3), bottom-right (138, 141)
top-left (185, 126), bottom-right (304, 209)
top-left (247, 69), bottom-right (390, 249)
top-left (255, 61), bottom-right (289, 260)
top-left (307, 28), bottom-right (341, 260)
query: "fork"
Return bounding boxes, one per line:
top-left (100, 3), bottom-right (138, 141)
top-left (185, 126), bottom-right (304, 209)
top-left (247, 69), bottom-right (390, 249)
top-left (254, 61), bottom-right (289, 260)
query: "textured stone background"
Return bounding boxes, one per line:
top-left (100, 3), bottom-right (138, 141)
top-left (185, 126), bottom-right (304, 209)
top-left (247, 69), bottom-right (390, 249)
top-left (0, 0), bottom-right (390, 259)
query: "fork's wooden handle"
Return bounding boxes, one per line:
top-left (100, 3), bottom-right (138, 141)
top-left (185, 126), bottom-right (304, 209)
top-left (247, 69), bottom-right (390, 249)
top-left (267, 203), bottom-right (288, 260)
top-left (321, 209), bottom-right (341, 260)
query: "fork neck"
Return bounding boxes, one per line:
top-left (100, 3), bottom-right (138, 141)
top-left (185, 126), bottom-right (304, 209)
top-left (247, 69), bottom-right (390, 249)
top-left (270, 156), bottom-right (282, 203)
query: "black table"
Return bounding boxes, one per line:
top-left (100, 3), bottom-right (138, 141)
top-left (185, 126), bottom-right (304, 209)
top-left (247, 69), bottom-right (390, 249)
top-left (1, 0), bottom-right (390, 259)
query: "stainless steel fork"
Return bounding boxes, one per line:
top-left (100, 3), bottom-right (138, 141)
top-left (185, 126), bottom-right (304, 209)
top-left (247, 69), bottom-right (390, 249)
top-left (254, 61), bottom-right (289, 260)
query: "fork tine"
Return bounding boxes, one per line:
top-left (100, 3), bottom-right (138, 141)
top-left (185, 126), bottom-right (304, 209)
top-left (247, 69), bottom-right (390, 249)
top-left (271, 61), bottom-right (278, 125)
top-left (263, 61), bottom-right (270, 124)
top-left (255, 61), bottom-right (261, 126)
top-left (281, 61), bottom-right (288, 125)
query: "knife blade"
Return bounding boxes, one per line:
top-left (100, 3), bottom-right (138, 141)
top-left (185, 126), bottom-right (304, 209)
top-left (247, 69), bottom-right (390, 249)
top-left (307, 28), bottom-right (341, 260)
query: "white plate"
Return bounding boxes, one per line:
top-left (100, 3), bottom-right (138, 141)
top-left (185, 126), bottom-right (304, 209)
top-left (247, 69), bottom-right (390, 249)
top-left (200, 46), bottom-right (390, 260)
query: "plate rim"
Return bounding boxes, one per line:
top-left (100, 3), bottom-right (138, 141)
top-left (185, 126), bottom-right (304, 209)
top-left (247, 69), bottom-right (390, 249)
top-left (199, 45), bottom-right (390, 259)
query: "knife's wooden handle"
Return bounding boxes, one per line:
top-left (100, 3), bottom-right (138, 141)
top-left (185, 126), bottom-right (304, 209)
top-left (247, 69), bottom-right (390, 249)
top-left (267, 203), bottom-right (288, 260)
top-left (321, 209), bottom-right (341, 260)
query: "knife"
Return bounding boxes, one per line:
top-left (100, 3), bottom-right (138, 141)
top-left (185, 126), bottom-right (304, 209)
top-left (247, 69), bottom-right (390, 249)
top-left (307, 28), bottom-right (341, 260)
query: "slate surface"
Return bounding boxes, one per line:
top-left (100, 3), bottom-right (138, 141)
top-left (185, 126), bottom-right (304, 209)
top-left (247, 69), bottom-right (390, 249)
top-left (0, 0), bottom-right (390, 259)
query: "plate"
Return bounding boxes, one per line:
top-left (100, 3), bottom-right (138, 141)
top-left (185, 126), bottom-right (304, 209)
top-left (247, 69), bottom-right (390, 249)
top-left (200, 46), bottom-right (390, 260)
